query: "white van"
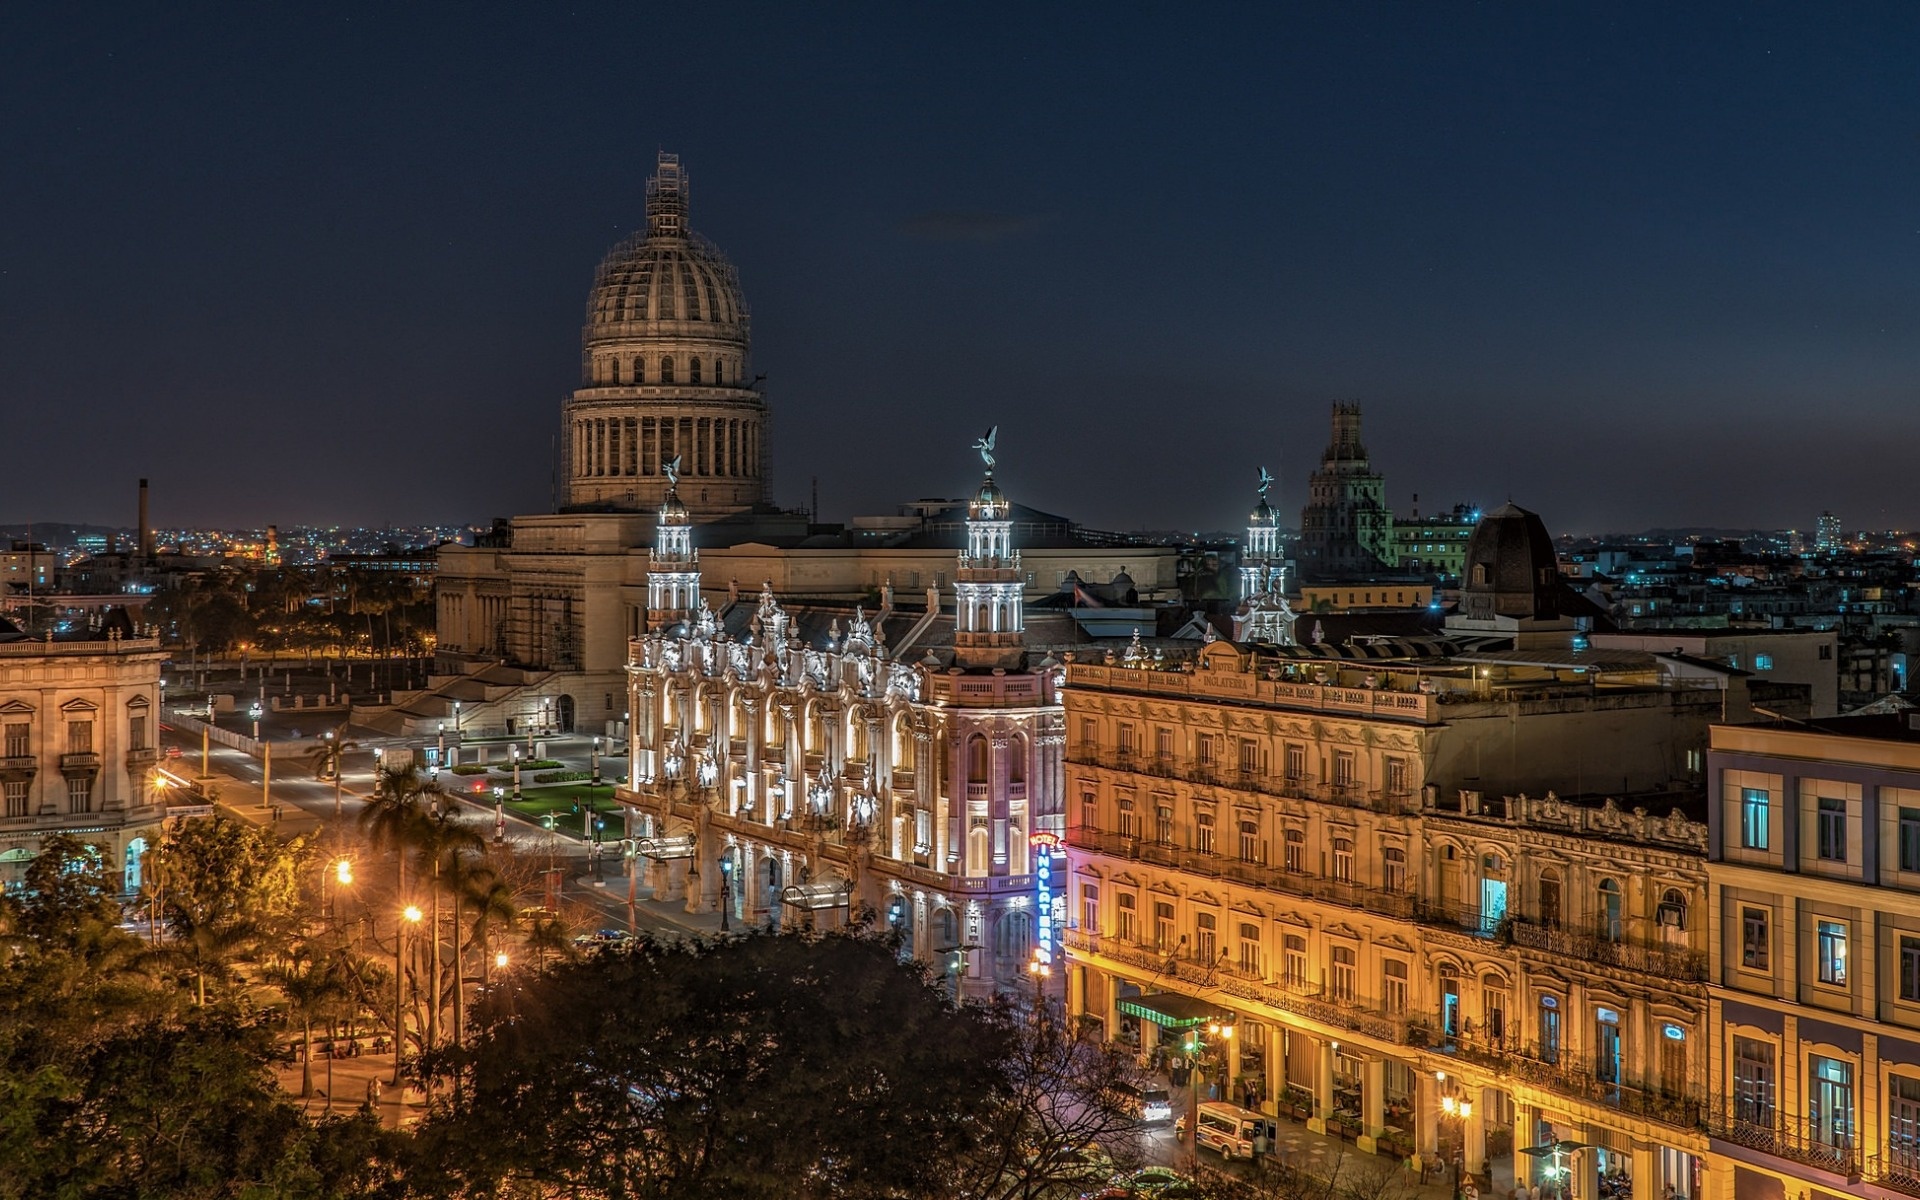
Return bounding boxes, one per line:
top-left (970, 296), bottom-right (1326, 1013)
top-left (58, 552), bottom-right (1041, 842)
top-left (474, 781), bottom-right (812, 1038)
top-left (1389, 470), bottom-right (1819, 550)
top-left (1194, 1101), bottom-right (1267, 1160)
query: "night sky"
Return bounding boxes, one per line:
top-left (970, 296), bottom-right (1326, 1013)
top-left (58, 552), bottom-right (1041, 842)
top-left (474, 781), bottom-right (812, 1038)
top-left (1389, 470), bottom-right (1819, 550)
top-left (5, 4), bottom-right (1919, 536)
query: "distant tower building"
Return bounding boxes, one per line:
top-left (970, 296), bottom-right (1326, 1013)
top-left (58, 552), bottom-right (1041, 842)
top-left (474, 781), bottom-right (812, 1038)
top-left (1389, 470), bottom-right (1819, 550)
top-left (564, 152), bottom-right (768, 519)
top-left (953, 427), bottom-right (1024, 670)
top-left (1815, 510), bottom-right (1842, 554)
top-left (1296, 403), bottom-right (1392, 580)
top-left (1234, 467), bottom-right (1297, 646)
top-left (645, 460), bottom-right (701, 632)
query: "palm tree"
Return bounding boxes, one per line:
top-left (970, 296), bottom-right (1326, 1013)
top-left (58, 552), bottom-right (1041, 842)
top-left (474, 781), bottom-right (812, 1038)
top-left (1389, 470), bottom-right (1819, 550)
top-left (410, 810), bottom-right (484, 1053)
top-left (269, 945), bottom-right (348, 1103)
top-left (305, 725), bottom-right (361, 817)
top-left (166, 908), bottom-right (262, 1007)
top-left (526, 910), bottom-right (575, 968)
top-left (462, 872), bottom-right (520, 992)
top-left (359, 765), bottom-right (440, 899)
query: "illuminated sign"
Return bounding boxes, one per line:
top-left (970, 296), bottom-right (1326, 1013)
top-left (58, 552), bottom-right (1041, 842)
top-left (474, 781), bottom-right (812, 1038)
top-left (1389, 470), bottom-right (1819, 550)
top-left (1031, 832), bottom-right (1063, 966)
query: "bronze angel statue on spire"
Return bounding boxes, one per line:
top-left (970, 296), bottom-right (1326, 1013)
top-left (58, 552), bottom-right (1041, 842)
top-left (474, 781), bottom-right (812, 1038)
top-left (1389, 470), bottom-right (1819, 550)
top-left (974, 425), bottom-right (998, 474)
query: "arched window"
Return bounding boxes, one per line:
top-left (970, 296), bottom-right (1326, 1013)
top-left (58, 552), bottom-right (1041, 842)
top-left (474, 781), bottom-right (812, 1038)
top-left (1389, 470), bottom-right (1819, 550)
top-left (1657, 889), bottom-right (1689, 943)
top-left (660, 356), bottom-right (676, 384)
top-left (1538, 869), bottom-right (1562, 929)
top-left (715, 358), bottom-right (725, 384)
top-left (1472, 563), bottom-right (1490, 586)
top-left (1597, 878), bottom-right (1623, 942)
top-left (634, 357), bottom-right (646, 384)
top-left (689, 357), bottom-right (702, 384)
top-left (967, 735), bottom-right (989, 784)
top-left (1009, 734), bottom-right (1027, 784)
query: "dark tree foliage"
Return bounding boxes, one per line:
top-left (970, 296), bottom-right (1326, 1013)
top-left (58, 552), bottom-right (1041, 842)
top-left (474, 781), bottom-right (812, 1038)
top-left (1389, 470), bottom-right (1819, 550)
top-left (413, 929), bottom-right (1014, 1200)
top-left (3, 832), bottom-right (122, 948)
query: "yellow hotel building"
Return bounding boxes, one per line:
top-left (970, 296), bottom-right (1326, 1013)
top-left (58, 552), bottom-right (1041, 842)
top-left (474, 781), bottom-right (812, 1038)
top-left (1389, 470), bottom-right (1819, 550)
top-left (1061, 505), bottom-right (1807, 1200)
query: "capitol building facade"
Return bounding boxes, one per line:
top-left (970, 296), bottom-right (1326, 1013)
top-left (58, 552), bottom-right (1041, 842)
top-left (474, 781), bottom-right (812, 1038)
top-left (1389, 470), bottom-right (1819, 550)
top-left (563, 153), bottom-right (767, 519)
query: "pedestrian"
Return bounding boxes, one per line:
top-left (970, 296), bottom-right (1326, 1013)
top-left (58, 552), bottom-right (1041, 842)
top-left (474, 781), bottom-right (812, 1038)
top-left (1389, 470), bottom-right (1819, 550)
top-left (1418, 1155), bottom-right (1432, 1185)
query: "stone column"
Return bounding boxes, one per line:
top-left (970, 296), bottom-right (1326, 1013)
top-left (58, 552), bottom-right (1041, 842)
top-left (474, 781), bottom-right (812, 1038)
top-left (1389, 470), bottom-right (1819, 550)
top-left (1415, 1072), bottom-right (1441, 1173)
top-left (1105, 973), bottom-right (1122, 1051)
top-left (1464, 1093), bottom-right (1486, 1176)
top-left (1363, 1057), bottom-right (1387, 1144)
top-left (1570, 1144), bottom-right (1598, 1200)
top-left (1311, 1039), bottom-right (1335, 1133)
top-left (1629, 1140), bottom-right (1658, 1200)
top-left (1068, 963), bottom-right (1087, 1027)
top-left (1514, 1103), bottom-right (1539, 1178)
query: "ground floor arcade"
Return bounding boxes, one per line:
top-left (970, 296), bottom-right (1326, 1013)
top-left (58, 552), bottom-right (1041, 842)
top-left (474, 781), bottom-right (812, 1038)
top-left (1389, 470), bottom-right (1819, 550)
top-left (1067, 951), bottom-right (1710, 1200)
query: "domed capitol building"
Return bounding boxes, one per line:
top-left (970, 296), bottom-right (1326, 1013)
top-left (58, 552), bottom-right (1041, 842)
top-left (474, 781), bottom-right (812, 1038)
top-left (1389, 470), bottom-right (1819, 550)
top-left (425, 153), bottom-right (1177, 741)
top-left (564, 153), bottom-right (766, 518)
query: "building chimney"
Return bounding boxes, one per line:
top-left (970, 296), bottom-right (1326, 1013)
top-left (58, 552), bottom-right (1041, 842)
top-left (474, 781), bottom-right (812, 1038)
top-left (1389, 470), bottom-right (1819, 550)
top-left (137, 478), bottom-right (153, 561)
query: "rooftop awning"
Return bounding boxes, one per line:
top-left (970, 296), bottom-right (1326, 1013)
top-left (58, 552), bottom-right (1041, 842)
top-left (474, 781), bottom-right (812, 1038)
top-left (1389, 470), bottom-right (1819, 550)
top-left (635, 835), bottom-right (696, 861)
top-left (1117, 992), bottom-right (1226, 1029)
top-left (781, 877), bottom-right (853, 911)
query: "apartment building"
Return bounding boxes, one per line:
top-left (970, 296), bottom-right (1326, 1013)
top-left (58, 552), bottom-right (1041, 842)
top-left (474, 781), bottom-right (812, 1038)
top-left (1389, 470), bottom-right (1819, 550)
top-left (1706, 714), bottom-right (1920, 1200)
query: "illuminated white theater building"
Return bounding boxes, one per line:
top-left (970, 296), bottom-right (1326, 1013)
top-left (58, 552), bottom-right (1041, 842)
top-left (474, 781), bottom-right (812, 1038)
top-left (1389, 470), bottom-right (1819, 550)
top-left (617, 444), bottom-right (1071, 996)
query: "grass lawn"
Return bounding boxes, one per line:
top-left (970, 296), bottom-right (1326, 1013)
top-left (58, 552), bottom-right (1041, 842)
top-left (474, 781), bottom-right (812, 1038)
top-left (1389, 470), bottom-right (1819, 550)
top-left (498, 782), bottom-right (626, 839)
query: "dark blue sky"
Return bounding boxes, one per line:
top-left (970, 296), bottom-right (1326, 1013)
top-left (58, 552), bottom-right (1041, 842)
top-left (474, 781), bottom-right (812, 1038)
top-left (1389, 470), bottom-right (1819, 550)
top-left (4, 3), bottom-right (1918, 535)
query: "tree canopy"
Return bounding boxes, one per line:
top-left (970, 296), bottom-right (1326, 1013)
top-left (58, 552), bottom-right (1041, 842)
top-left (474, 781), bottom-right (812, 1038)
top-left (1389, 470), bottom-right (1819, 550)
top-left (415, 930), bottom-right (1015, 1200)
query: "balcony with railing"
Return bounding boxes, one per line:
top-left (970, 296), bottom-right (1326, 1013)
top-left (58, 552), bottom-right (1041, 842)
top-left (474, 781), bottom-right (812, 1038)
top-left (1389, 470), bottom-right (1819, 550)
top-left (1067, 827), bottom-right (1420, 922)
top-left (1867, 1153), bottom-right (1920, 1198)
top-left (1441, 1033), bottom-right (1704, 1132)
top-left (1707, 1102), bottom-right (1859, 1178)
top-left (1509, 917), bottom-right (1708, 981)
top-left (1068, 747), bottom-right (1421, 815)
top-left (1061, 927), bottom-right (1428, 1046)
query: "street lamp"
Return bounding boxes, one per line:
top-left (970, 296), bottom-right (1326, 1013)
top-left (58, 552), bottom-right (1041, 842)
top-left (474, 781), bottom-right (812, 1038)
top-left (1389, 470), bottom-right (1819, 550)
top-left (1182, 1019), bottom-right (1234, 1161)
top-left (248, 700), bottom-right (263, 740)
top-left (492, 785), bottom-right (506, 845)
top-left (511, 744), bottom-right (522, 806)
top-left (329, 859), bottom-right (353, 929)
top-left (452, 700), bottom-right (462, 736)
top-left (589, 736), bottom-right (602, 878)
top-left (1026, 954), bottom-right (1051, 1010)
top-left (434, 722), bottom-right (445, 779)
top-left (393, 905), bottom-right (423, 1087)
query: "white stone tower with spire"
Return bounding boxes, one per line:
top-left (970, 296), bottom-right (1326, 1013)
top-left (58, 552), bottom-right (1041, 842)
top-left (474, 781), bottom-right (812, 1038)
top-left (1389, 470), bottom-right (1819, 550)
top-left (646, 456), bottom-right (701, 632)
top-left (953, 426), bottom-right (1025, 670)
top-left (1234, 466), bottom-right (1298, 645)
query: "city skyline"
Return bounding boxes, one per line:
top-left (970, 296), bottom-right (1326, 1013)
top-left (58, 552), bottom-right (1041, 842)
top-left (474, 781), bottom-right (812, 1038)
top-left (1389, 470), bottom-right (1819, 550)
top-left (6, 5), bottom-right (1920, 532)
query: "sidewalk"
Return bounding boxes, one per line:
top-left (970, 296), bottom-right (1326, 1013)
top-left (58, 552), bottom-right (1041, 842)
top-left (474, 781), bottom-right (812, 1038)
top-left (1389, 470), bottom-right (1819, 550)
top-left (1150, 1071), bottom-right (1516, 1200)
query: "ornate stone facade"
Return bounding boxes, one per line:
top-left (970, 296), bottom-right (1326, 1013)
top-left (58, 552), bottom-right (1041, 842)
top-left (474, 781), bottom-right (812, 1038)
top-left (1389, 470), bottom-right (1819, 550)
top-left (0, 630), bottom-right (169, 894)
top-left (617, 446), bottom-right (1069, 996)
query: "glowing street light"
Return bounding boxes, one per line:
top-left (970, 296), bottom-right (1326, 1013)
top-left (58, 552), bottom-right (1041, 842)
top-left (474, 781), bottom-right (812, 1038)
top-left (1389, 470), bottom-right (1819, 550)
top-left (248, 700), bottom-right (263, 740)
top-left (335, 859), bottom-right (353, 886)
top-left (393, 905), bottom-right (424, 1087)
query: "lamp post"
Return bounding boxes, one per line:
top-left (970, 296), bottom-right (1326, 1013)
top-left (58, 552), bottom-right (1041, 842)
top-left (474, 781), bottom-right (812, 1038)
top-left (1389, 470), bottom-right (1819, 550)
top-left (434, 722), bottom-right (445, 780)
top-left (1182, 1019), bottom-right (1234, 1163)
top-left (1438, 1071), bottom-right (1473, 1190)
top-left (492, 785), bottom-right (506, 845)
top-left (393, 905), bottom-right (423, 1087)
top-left (452, 700), bottom-right (461, 737)
top-left (589, 736), bottom-right (602, 879)
top-left (248, 700), bottom-right (262, 741)
top-left (329, 858), bottom-right (352, 930)
top-left (1026, 954), bottom-right (1050, 1013)
top-left (511, 744), bottom-right (522, 806)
